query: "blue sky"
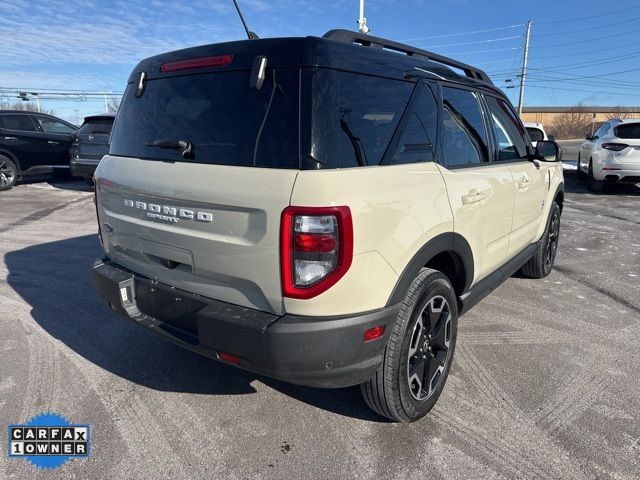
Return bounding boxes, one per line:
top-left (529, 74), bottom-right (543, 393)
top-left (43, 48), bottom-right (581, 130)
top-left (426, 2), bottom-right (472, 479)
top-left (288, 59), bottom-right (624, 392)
top-left (2, 0), bottom-right (640, 123)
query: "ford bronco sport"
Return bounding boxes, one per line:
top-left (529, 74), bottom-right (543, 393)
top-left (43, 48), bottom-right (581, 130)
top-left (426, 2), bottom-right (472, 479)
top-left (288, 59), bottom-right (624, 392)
top-left (92, 30), bottom-right (564, 422)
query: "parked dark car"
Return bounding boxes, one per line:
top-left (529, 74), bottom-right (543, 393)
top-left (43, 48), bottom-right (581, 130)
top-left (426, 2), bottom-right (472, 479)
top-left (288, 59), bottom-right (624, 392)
top-left (70, 113), bottom-right (116, 181)
top-left (0, 110), bottom-right (77, 190)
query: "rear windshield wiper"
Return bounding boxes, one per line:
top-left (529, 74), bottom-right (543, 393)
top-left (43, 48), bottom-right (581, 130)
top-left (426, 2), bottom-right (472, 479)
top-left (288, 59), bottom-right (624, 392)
top-left (148, 138), bottom-right (193, 158)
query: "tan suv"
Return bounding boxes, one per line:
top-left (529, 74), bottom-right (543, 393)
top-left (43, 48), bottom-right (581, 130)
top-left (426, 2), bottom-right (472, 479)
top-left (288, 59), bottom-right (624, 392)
top-left (92, 30), bottom-right (564, 422)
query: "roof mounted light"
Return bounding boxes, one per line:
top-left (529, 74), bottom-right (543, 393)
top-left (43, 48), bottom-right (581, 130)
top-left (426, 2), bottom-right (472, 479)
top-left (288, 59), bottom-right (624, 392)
top-left (160, 54), bottom-right (233, 73)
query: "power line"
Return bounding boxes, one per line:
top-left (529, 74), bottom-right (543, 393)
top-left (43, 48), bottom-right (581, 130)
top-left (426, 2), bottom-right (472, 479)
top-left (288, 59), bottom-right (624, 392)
top-left (533, 28), bottom-right (640, 49)
top-left (446, 46), bottom-right (522, 55)
top-left (401, 23), bottom-right (524, 41)
top-left (419, 35), bottom-right (521, 49)
top-left (535, 4), bottom-right (640, 24)
top-left (521, 85), bottom-right (640, 98)
top-left (535, 15), bottom-right (640, 36)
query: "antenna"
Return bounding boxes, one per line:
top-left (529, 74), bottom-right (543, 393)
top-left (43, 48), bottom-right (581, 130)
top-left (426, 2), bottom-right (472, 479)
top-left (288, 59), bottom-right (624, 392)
top-left (232, 0), bottom-right (259, 39)
top-left (357, 0), bottom-right (369, 34)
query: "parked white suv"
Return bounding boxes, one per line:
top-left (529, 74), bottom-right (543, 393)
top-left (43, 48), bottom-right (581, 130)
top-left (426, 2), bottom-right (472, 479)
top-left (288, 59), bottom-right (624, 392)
top-left (578, 119), bottom-right (640, 191)
top-left (92, 30), bottom-right (565, 422)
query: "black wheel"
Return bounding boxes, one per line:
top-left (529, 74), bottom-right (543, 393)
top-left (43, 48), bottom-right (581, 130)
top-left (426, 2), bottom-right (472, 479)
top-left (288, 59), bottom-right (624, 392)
top-left (0, 156), bottom-right (18, 191)
top-left (587, 159), bottom-right (604, 192)
top-left (576, 153), bottom-right (586, 179)
top-left (360, 268), bottom-right (458, 423)
top-left (521, 202), bottom-right (561, 279)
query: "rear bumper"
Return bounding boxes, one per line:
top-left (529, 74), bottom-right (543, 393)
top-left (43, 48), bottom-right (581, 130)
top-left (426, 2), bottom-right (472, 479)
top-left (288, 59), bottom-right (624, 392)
top-left (92, 257), bottom-right (398, 388)
top-left (70, 158), bottom-right (100, 178)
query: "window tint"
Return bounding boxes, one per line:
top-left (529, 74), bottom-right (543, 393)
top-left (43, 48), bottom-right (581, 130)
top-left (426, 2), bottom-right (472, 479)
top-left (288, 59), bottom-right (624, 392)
top-left (613, 123), bottom-right (640, 139)
top-left (35, 116), bottom-right (76, 134)
top-left (484, 95), bottom-right (529, 161)
top-left (78, 118), bottom-right (114, 135)
top-left (0, 114), bottom-right (36, 132)
top-left (110, 69), bottom-right (300, 168)
top-left (526, 127), bottom-right (544, 143)
top-left (384, 83), bottom-right (437, 165)
top-left (442, 87), bottom-right (489, 167)
top-left (339, 73), bottom-right (412, 166)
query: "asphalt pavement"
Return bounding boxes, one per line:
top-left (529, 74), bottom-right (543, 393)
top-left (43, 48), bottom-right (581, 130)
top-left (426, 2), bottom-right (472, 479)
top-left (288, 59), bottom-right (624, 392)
top-left (1, 145), bottom-right (639, 479)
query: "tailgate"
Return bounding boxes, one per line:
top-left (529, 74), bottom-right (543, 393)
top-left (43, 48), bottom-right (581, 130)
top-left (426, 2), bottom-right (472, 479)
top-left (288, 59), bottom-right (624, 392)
top-left (77, 133), bottom-right (109, 161)
top-left (95, 155), bottom-right (298, 315)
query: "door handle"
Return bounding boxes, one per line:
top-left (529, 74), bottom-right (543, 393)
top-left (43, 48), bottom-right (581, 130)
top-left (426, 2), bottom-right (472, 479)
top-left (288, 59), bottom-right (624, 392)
top-left (48, 140), bottom-right (60, 145)
top-left (462, 189), bottom-right (490, 205)
top-left (517, 178), bottom-right (531, 189)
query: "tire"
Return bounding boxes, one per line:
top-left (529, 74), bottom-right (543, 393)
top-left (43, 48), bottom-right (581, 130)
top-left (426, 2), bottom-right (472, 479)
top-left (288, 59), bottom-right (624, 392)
top-left (576, 153), bottom-right (586, 179)
top-left (587, 159), bottom-right (604, 193)
top-left (521, 202), bottom-right (561, 279)
top-left (0, 156), bottom-right (18, 191)
top-left (360, 268), bottom-right (458, 423)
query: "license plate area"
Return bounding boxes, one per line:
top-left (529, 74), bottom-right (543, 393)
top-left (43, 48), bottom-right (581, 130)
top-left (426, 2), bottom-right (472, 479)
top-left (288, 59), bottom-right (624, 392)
top-left (134, 279), bottom-right (202, 343)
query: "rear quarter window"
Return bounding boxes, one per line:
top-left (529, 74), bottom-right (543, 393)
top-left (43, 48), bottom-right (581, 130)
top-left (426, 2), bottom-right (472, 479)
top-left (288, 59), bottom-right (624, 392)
top-left (0, 114), bottom-right (37, 132)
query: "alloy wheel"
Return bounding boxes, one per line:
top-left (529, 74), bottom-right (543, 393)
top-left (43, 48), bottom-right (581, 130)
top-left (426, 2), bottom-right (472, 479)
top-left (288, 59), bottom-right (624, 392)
top-left (0, 159), bottom-right (16, 189)
top-left (407, 295), bottom-right (452, 401)
top-left (545, 211), bottom-right (560, 269)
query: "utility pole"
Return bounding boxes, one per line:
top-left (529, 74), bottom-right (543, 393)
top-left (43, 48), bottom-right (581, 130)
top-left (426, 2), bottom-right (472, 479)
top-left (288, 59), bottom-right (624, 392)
top-left (33, 93), bottom-right (40, 113)
top-left (517, 21), bottom-right (532, 116)
top-left (103, 91), bottom-right (109, 113)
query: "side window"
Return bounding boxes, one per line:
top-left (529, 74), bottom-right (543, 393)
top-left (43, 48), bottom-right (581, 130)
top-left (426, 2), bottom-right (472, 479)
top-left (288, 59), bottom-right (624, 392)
top-left (442, 87), bottom-right (489, 167)
top-left (384, 83), bottom-right (438, 165)
top-left (339, 73), bottom-right (413, 167)
top-left (0, 114), bottom-right (37, 132)
top-left (592, 122), bottom-right (610, 139)
top-left (484, 95), bottom-right (529, 161)
top-left (34, 116), bottom-right (75, 134)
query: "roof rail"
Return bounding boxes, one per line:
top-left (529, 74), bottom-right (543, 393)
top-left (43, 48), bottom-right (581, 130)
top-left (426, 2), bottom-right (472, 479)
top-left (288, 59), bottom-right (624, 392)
top-left (323, 29), bottom-right (492, 84)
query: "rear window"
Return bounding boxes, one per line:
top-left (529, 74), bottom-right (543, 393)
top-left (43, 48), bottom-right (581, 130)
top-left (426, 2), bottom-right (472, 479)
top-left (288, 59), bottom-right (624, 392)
top-left (79, 118), bottom-right (114, 135)
top-left (526, 127), bottom-right (544, 143)
top-left (110, 69), bottom-right (300, 168)
top-left (614, 123), bottom-right (640, 139)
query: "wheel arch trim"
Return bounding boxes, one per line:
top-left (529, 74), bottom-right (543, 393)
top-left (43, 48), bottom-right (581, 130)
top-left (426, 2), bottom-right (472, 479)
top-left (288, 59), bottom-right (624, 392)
top-left (385, 232), bottom-right (474, 307)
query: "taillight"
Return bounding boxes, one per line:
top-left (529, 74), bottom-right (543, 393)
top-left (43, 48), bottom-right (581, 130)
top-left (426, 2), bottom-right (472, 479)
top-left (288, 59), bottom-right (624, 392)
top-left (602, 143), bottom-right (628, 151)
top-left (160, 54), bottom-right (233, 73)
top-left (280, 206), bottom-right (353, 299)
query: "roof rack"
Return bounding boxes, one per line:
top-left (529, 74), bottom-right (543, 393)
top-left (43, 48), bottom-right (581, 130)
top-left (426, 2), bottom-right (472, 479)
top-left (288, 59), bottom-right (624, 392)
top-left (323, 29), bottom-right (492, 84)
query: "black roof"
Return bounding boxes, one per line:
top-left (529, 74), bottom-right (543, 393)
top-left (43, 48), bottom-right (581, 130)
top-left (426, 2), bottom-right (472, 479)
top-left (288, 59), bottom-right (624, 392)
top-left (128, 30), bottom-right (501, 94)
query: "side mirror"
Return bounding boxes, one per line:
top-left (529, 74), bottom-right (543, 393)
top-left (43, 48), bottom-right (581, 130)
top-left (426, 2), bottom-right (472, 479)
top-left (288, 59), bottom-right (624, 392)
top-left (585, 133), bottom-right (593, 140)
top-left (535, 140), bottom-right (561, 162)
top-left (548, 135), bottom-right (555, 141)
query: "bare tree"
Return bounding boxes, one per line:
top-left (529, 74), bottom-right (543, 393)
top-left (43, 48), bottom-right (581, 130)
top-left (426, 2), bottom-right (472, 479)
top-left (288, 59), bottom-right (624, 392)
top-left (608, 107), bottom-right (634, 120)
top-left (0, 100), bottom-right (56, 116)
top-left (548, 108), bottom-right (592, 140)
top-left (107, 96), bottom-right (121, 113)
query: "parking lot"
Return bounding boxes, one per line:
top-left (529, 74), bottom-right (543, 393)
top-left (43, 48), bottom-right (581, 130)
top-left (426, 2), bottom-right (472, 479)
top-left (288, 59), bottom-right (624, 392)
top-left (1, 143), bottom-right (639, 479)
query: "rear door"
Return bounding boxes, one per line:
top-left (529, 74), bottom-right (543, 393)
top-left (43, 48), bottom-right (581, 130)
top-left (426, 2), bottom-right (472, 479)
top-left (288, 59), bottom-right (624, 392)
top-left (32, 115), bottom-right (76, 167)
top-left (0, 113), bottom-right (48, 172)
top-left (96, 66), bottom-right (301, 315)
top-left (483, 94), bottom-right (547, 255)
top-left (436, 85), bottom-right (515, 284)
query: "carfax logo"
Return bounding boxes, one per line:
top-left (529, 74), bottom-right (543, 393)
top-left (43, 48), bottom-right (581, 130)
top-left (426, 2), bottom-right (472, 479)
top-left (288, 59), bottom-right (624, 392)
top-left (7, 412), bottom-right (91, 470)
